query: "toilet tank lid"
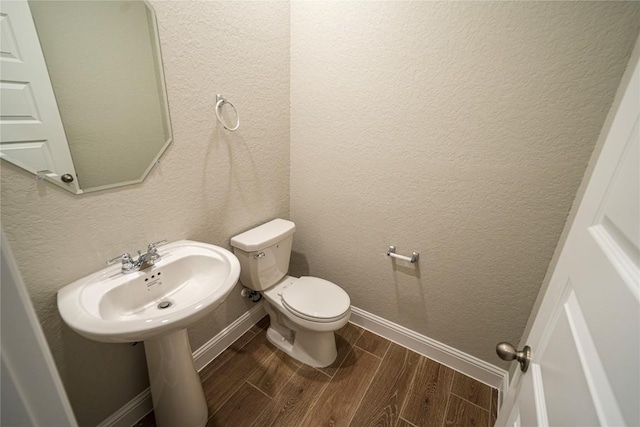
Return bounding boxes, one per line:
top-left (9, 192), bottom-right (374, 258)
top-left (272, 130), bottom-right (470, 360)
top-left (230, 218), bottom-right (296, 252)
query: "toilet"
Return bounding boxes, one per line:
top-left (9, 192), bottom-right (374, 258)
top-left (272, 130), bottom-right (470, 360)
top-left (230, 218), bottom-right (351, 367)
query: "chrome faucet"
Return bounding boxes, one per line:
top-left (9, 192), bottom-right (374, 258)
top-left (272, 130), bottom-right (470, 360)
top-left (107, 240), bottom-right (168, 274)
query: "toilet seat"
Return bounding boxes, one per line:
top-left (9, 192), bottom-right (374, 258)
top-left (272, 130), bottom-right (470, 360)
top-left (281, 277), bottom-right (350, 323)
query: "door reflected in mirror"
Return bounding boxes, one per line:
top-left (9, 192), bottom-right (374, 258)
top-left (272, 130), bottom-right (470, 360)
top-left (0, 0), bottom-right (172, 194)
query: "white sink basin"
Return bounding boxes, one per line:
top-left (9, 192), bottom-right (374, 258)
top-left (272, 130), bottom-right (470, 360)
top-left (58, 239), bottom-right (241, 427)
top-left (58, 240), bottom-right (240, 343)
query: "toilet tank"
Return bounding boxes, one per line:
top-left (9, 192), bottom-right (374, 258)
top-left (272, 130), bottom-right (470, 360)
top-left (230, 219), bottom-right (296, 291)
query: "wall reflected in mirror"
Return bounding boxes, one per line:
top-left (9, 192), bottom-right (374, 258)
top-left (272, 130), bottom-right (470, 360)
top-left (26, 0), bottom-right (171, 193)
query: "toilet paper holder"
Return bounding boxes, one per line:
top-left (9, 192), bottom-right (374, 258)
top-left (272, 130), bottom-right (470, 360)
top-left (387, 245), bottom-right (419, 263)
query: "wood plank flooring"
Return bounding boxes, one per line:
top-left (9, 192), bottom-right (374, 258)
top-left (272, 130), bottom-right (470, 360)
top-left (134, 318), bottom-right (498, 427)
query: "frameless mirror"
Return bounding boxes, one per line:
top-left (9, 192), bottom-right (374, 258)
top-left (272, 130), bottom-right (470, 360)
top-left (0, 0), bottom-right (171, 194)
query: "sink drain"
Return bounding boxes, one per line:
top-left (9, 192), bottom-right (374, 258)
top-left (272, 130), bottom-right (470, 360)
top-left (157, 301), bottom-right (172, 309)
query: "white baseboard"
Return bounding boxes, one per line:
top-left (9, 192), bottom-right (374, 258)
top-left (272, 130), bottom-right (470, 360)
top-left (101, 303), bottom-right (508, 426)
top-left (349, 306), bottom-right (509, 392)
top-left (96, 389), bottom-right (152, 427)
top-left (98, 303), bottom-right (266, 427)
top-left (193, 303), bottom-right (267, 371)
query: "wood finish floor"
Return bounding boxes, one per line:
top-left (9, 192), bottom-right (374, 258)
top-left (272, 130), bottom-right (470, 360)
top-left (136, 317), bottom-right (498, 427)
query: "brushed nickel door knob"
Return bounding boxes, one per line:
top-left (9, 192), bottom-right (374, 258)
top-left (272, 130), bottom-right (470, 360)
top-left (496, 342), bottom-right (531, 372)
top-left (61, 173), bottom-right (74, 183)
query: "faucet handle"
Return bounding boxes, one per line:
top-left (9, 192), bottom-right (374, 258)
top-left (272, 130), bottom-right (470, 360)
top-left (147, 240), bottom-right (168, 253)
top-left (146, 240), bottom-right (168, 262)
top-left (107, 252), bottom-right (131, 265)
top-left (107, 252), bottom-right (135, 271)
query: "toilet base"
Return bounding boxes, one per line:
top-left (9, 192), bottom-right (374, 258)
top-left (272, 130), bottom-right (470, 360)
top-left (259, 279), bottom-right (350, 368)
top-left (266, 326), bottom-right (337, 368)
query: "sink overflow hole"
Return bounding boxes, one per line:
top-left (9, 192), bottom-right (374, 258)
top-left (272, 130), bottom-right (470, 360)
top-left (157, 301), bottom-right (172, 309)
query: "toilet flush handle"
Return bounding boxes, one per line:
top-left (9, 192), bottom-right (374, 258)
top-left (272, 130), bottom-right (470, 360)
top-left (254, 252), bottom-right (266, 259)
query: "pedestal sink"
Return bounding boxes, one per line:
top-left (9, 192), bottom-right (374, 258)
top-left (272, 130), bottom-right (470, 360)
top-left (57, 240), bottom-right (241, 427)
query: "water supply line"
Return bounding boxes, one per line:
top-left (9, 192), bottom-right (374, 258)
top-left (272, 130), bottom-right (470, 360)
top-left (241, 288), bottom-right (262, 303)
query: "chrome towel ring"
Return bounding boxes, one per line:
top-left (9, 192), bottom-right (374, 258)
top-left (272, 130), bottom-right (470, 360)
top-left (215, 94), bottom-right (240, 131)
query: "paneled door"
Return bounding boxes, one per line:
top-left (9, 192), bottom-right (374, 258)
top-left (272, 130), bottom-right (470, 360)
top-left (496, 50), bottom-right (639, 426)
top-left (0, 0), bottom-right (80, 192)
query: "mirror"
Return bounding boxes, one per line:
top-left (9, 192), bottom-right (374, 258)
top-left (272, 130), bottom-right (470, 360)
top-left (0, 0), bottom-right (171, 194)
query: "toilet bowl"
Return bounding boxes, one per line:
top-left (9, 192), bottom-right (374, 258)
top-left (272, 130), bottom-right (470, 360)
top-left (262, 275), bottom-right (350, 367)
top-left (230, 219), bottom-right (351, 367)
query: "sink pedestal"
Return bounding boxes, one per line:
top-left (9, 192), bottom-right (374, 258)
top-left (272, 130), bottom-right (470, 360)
top-left (144, 329), bottom-right (208, 427)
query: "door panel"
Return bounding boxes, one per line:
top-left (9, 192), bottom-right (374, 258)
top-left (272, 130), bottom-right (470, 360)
top-left (539, 287), bottom-right (599, 427)
top-left (0, 0), bottom-right (79, 192)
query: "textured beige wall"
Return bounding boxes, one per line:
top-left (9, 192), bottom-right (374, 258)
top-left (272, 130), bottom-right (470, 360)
top-left (0, 1), bottom-right (289, 426)
top-left (290, 1), bottom-right (640, 367)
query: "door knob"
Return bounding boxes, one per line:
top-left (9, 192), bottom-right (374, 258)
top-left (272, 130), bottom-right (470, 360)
top-left (496, 342), bottom-right (531, 372)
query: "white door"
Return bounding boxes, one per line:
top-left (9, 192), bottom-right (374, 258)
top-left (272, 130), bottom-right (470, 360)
top-left (1, 233), bottom-right (78, 426)
top-left (0, 0), bottom-right (80, 193)
top-left (496, 50), bottom-right (639, 426)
